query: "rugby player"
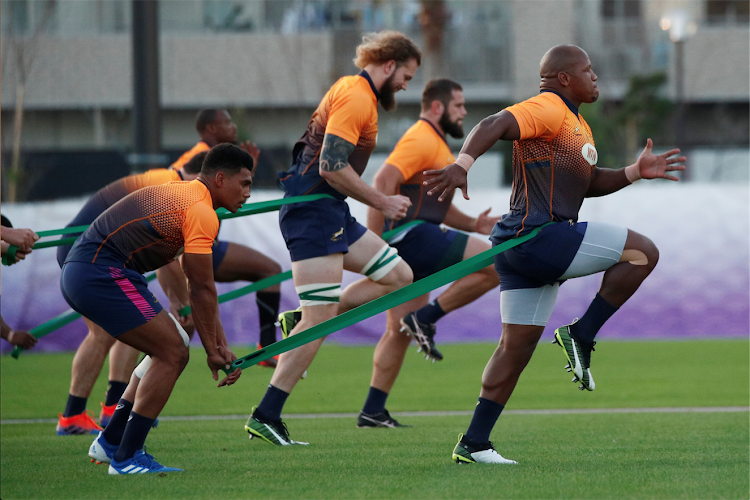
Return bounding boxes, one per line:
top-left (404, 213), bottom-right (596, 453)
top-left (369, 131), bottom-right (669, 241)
top-left (244, 31), bottom-right (421, 446)
top-left (424, 45), bottom-right (685, 464)
top-left (66, 143), bottom-right (250, 474)
top-left (358, 79), bottom-right (500, 428)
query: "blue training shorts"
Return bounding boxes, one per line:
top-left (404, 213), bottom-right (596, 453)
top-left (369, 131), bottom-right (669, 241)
top-left (212, 239), bottom-right (229, 273)
top-left (391, 223), bottom-right (469, 281)
top-left (60, 261), bottom-right (163, 336)
top-left (279, 197), bottom-right (367, 262)
top-left (493, 221), bottom-right (586, 291)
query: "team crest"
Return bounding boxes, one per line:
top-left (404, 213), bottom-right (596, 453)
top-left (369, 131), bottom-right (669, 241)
top-left (581, 143), bottom-right (598, 166)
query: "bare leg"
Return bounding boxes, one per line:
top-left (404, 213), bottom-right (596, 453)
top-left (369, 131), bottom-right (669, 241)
top-left (434, 237), bottom-right (499, 313)
top-left (370, 295), bottom-right (429, 393)
top-left (69, 319), bottom-right (116, 398)
top-left (479, 324), bottom-right (545, 404)
top-left (107, 341), bottom-right (141, 384)
top-left (214, 242), bottom-right (282, 294)
top-left (598, 229), bottom-right (658, 307)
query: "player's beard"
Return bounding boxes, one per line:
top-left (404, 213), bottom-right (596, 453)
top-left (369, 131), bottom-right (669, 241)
top-left (439, 109), bottom-right (464, 138)
top-left (379, 73), bottom-right (397, 112)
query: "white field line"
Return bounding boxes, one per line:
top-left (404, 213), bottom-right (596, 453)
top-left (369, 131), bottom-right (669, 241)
top-left (1, 406), bottom-right (747, 425)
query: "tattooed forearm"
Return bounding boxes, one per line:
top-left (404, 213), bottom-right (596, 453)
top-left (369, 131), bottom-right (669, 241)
top-left (320, 133), bottom-right (355, 172)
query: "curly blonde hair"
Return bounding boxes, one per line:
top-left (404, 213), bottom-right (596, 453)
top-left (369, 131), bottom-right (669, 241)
top-left (353, 30), bottom-right (422, 69)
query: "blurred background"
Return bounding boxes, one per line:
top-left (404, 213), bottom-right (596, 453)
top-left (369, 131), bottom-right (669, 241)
top-left (1, 0), bottom-right (748, 199)
top-left (1, 0), bottom-right (748, 351)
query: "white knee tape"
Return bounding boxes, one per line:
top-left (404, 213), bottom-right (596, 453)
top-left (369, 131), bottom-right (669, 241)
top-left (133, 355), bottom-right (152, 379)
top-left (361, 245), bottom-right (402, 282)
top-left (168, 312), bottom-right (190, 347)
top-left (296, 283), bottom-right (342, 307)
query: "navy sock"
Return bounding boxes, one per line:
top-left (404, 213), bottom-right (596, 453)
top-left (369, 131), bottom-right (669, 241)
top-left (570, 293), bottom-right (619, 344)
top-left (362, 387), bottom-right (389, 415)
top-left (63, 394), bottom-right (88, 418)
top-left (257, 291), bottom-right (281, 347)
top-left (415, 300), bottom-right (446, 325)
top-left (464, 398), bottom-right (505, 444)
top-left (114, 411), bottom-right (155, 462)
top-left (104, 381), bottom-right (128, 407)
top-left (255, 385), bottom-right (289, 422)
top-left (102, 399), bottom-right (133, 446)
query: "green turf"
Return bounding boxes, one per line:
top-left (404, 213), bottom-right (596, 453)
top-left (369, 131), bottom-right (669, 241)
top-left (1, 340), bottom-right (748, 499)
top-left (2, 340), bottom-right (748, 419)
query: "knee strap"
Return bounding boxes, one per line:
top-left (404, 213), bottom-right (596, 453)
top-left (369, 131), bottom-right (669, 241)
top-left (133, 355), bottom-right (152, 379)
top-left (168, 312), bottom-right (190, 346)
top-left (296, 283), bottom-right (342, 307)
top-left (360, 245), bottom-right (402, 282)
top-left (620, 249), bottom-right (648, 266)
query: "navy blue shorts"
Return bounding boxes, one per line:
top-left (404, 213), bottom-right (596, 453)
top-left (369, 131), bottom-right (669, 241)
top-left (60, 261), bottom-right (163, 337)
top-left (57, 193), bottom-right (110, 268)
top-left (212, 240), bottom-right (229, 273)
top-left (492, 221), bottom-right (587, 291)
top-left (279, 197), bottom-right (367, 262)
top-left (392, 223), bottom-right (469, 281)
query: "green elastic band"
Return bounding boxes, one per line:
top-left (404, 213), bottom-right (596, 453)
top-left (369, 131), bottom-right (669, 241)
top-left (2, 245), bottom-right (18, 266)
top-left (381, 220), bottom-right (424, 242)
top-left (223, 223), bottom-right (553, 373)
top-left (28, 194), bottom-right (336, 250)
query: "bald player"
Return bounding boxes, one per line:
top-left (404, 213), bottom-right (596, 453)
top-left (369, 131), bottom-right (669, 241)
top-left (67, 143), bottom-right (250, 474)
top-left (424, 45), bottom-right (685, 464)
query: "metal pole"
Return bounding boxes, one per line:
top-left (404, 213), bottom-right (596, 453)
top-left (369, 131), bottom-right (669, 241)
top-left (130, 0), bottom-right (164, 173)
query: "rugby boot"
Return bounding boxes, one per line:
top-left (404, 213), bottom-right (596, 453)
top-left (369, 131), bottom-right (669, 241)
top-left (99, 402), bottom-right (116, 427)
top-left (357, 409), bottom-right (412, 428)
top-left (452, 434), bottom-right (517, 464)
top-left (400, 312), bottom-right (443, 362)
top-left (88, 431), bottom-right (118, 464)
top-left (553, 321), bottom-right (596, 391)
top-left (276, 308), bottom-right (306, 378)
top-left (56, 410), bottom-right (102, 435)
top-left (245, 406), bottom-right (308, 446)
top-left (108, 448), bottom-right (183, 475)
top-left (256, 343), bottom-right (279, 369)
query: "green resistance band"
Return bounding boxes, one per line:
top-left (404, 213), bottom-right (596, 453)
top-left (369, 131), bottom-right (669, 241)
top-left (6, 194), bottom-right (336, 256)
top-left (223, 223), bottom-right (552, 374)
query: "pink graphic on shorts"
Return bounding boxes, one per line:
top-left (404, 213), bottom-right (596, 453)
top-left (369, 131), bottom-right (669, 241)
top-left (110, 267), bottom-right (156, 321)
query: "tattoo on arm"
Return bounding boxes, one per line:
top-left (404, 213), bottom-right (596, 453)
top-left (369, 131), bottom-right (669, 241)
top-left (320, 134), bottom-right (355, 172)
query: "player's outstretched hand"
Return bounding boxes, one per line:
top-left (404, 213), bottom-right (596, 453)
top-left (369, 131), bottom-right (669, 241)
top-left (7, 330), bottom-right (37, 349)
top-left (381, 194), bottom-right (412, 221)
top-left (208, 346), bottom-right (241, 387)
top-left (239, 141), bottom-right (261, 169)
top-left (637, 139), bottom-right (686, 181)
top-left (423, 164), bottom-right (469, 201)
top-left (474, 207), bottom-right (501, 235)
top-left (1, 227), bottom-right (39, 250)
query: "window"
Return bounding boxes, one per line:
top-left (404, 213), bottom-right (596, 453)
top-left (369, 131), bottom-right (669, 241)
top-left (706, 0), bottom-right (749, 24)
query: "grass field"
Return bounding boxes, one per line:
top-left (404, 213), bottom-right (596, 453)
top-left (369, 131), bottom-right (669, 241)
top-left (2, 339), bottom-right (748, 499)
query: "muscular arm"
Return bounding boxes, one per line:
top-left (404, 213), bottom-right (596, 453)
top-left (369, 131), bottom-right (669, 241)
top-left (320, 133), bottom-right (410, 220)
top-left (424, 111), bottom-right (521, 201)
top-left (367, 163), bottom-right (404, 237)
top-left (182, 253), bottom-right (223, 355)
top-left (156, 259), bottom-right (193, 329)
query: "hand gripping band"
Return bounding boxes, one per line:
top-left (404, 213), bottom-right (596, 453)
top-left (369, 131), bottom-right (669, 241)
top-left (296, 283), bottom-right (343, 307)
top-left (360, 245), bottom-right (401, 282)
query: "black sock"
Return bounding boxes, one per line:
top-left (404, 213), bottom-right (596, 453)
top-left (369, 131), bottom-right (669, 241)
top-left (63, 395), bottom-right (88, 418)
top-left (415, 300), bottom-right (446, 325)
top-left (102, 399), bottom-right (133, 446)
top-left (464, 397), bottom-right (505, 444)
top-left (104, 381), bottom-right (129, 407)
top-left (570, 293), bottom-right (619, 344)
top-left (114, 411), bottom-right (155, 463)
top-left (255, 384), bottom-right (289, 422)
top-left (257, 291), bottom-right (281, 347)
top-left (362, 387), bottom-right (389, 415)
